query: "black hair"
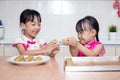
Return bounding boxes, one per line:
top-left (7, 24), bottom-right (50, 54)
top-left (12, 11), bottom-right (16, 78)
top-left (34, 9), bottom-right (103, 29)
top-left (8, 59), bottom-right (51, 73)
top-left (20, 9), bottom-right (41, 24)
top-left (76, 16), bottom-right (99, 41)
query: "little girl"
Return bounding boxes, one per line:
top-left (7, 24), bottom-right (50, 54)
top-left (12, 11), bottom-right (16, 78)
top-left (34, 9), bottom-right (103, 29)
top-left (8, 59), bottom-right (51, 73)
top-left (62, 16), bottom-right (105, 57)
top-left (13, 9), bottom-right (59, 57)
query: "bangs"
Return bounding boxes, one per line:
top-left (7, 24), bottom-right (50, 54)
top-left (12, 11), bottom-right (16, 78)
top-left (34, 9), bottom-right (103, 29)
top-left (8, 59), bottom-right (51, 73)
top-left (76, 23), bottom-right (83, 32)
top-left (26, 15), bottom-right (41, 23)
top-left (76, 19), bottom-right (91, 33)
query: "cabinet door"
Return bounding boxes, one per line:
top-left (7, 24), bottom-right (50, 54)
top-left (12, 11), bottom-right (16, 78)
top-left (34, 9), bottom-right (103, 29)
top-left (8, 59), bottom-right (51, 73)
top-left (0, 45), bottom-right (4, 56)
top-left (4, 45), bottom-right (17, 56)
top-left (116, 48), bottom-right (120, 56)
top-left (104, 47), bottom-right (115, 56)
top-left (56, 46), bottom-right (71, 57)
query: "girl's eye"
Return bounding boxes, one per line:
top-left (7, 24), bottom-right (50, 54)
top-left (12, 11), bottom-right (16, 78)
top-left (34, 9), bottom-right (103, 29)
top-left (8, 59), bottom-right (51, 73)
top-left (80, 31), bottom-right (84, 34)
top-left (31, 23), bottom-right (36, 26)
top-left (31, 23), bottom-right (40, 26)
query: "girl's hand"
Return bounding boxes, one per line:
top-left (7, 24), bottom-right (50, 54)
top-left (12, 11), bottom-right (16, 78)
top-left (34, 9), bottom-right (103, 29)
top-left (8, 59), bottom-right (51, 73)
top-left (62, 37), bottom-right (78, 47)
top-left (49, 46), bottom-right (60, 57)
top-left (68, 37), bottom-right (78, 47)
top-left (62, 38), bottom-right (69, 46)
top-left (41, 39), bottom-right (59, 55)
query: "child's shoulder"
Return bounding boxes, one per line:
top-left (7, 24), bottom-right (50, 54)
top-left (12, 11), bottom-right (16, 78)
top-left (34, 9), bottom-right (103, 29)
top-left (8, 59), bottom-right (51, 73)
top-left (94, 40), bottom-right (103, 45)
top-left (89, 40), bottom-right (103, 48)
top-left (94, 41), bottom-right (104, 49)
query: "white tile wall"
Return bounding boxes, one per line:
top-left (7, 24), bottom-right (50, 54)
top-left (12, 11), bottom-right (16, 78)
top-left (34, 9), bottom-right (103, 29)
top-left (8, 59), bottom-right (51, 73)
top-left (0, 0), bottom-right (120, 43)
top-left (4, 45), bottom-right (17, 56)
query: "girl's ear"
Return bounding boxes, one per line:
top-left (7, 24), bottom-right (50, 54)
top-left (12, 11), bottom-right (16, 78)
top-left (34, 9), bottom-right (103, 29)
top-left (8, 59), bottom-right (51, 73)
top-left (91, 29), bottom-right (96, 36)
top-left (20, 23), bottom-right (25, 30)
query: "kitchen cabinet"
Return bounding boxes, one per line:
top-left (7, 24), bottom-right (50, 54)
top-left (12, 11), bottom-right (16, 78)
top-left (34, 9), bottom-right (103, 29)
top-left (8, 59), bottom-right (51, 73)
top-left (0, 43), bottom-right (120, 56)
top-left (0, 45), bottom-right (4, 56)
top-left (116, 48), bottom-right (120, 56)
top-left (0, 45), bottom-right (71, 56)
top-left (58, 47), bottom-right (116, 56)
top-left (56, 46), bottom-right (71, 57)
top-left (1, 45), bottom-right (71, 56)
top-left (59, 46), bottom-right (120, 56)
top-left (59, 46), bottom-right (117, 56)
top-left (58, 46), bottom-right (117, 57)
top-left (104, 47), bottom-right (116, 56)
top-left (4, 45), bottom-right (17, 56)
top-left (0, 44), bottom-right (17, 56)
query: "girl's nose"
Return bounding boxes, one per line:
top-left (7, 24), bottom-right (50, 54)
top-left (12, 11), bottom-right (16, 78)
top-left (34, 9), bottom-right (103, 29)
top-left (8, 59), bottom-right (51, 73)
top-left (35, 25), bottom-right (40, 29)
top-left (78, 33), bottom-right (81, 38)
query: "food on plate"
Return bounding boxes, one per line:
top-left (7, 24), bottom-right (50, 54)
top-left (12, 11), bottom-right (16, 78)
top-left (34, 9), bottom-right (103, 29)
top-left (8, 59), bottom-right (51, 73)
top-left (24, 55), bottom-right (34, 62)
top-left (66, 58), bottom-right (74, 66)
top-left (34, 56), bottom-right (42, 61)
top-left (13, 55), bottom-right (44, 62)
top-left (14, 55), bottom-right (24, 62)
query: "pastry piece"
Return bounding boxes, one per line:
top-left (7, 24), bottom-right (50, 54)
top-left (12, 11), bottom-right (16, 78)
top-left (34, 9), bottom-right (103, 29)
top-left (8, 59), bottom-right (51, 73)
top-left (24, 55), bottom-right (33, 62)
top-left (14, 55), bottom-right (24, 62)
top-left (66, 58), bottom-right (74, 66)
top-left (34, 56), bottom-right (42, 61)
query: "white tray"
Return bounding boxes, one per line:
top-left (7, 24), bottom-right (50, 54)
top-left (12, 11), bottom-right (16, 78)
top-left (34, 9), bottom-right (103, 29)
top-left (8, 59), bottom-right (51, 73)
top-left (65, 56), bottom-right (120, 71)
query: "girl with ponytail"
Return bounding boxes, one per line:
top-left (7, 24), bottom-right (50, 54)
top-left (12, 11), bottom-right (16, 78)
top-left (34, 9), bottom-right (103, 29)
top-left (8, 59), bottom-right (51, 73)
top-left (62, 16), bottom-right (105, 56)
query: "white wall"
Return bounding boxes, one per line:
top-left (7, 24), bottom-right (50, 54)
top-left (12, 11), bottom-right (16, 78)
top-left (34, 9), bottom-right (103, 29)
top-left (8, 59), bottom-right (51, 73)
top-left (0, 0), bottom-right (120, 42)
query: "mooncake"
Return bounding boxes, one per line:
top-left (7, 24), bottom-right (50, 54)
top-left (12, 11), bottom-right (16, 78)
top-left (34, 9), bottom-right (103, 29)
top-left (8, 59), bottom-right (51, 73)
top-left (34, 56), bottom-right (42, 61)
top-left (24, 55), bottom-right (33, 62)
top-left (66, 58), bottom-right (74, 66)
top-left (14, 55), bottom-right (24, 62)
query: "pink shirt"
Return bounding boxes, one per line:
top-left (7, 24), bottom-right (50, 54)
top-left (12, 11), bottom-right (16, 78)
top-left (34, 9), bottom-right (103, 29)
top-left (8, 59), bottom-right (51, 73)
top-left (78, 40), bottom-right (105, 57)
top-left (13, 35), bottom-right (47, 51)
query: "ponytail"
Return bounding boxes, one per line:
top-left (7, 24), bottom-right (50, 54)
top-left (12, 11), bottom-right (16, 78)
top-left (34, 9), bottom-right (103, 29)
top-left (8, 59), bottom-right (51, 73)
top-left (96, 34), bottom-right (99, 41)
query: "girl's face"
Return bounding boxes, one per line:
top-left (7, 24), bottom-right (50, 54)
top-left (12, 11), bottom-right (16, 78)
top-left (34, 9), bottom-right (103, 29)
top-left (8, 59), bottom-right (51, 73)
top-left (21, 16), bottom-right (41, 40)
top-left (77, 29), bottom-right (96, 45)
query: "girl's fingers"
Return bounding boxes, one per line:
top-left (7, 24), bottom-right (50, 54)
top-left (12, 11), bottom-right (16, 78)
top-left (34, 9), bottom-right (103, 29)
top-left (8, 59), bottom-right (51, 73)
top-left (51, 39), bottom-right (58, 43)
top-left (47, 43), bottom-right (59, 51)
top-left (62, 38), bottom-right (69, 45)
top-left (48, 39), bottom-right (58, 46)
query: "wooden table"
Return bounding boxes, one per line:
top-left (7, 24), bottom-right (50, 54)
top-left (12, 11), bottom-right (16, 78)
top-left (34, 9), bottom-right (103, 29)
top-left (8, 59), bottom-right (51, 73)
top-left (0, 56), bottom-right (120, 80)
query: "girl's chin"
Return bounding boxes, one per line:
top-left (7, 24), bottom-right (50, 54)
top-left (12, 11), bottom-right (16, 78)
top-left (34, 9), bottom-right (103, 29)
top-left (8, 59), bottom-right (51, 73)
top-left (33, 33), bottom-right (38, 36)
top-left (32, 32), bottom-right (39, 35)
top-left (80, 41), bottom-right (85, 45)
top-left (31, 35), bottom-right (37, 38)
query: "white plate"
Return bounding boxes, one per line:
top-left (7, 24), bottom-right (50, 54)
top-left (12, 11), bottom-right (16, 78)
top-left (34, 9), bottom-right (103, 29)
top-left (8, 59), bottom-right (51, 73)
top-left (7, 55), bottom-right (50, 65)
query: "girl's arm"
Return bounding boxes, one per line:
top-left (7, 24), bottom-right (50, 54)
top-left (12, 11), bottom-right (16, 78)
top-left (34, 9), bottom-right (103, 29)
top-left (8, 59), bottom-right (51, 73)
top-left (76, 43), bottom-right (104, 56)
top-left (62, 37), bottom-right (79, 56)
top-left (16, 40), bottom-right (58, 55)
top-left (63, 36), bottom-right (79, 56)
top-left (69, 46), bottom-right (79, 56)
top-left (67, 36), bottom-right (104, 56)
